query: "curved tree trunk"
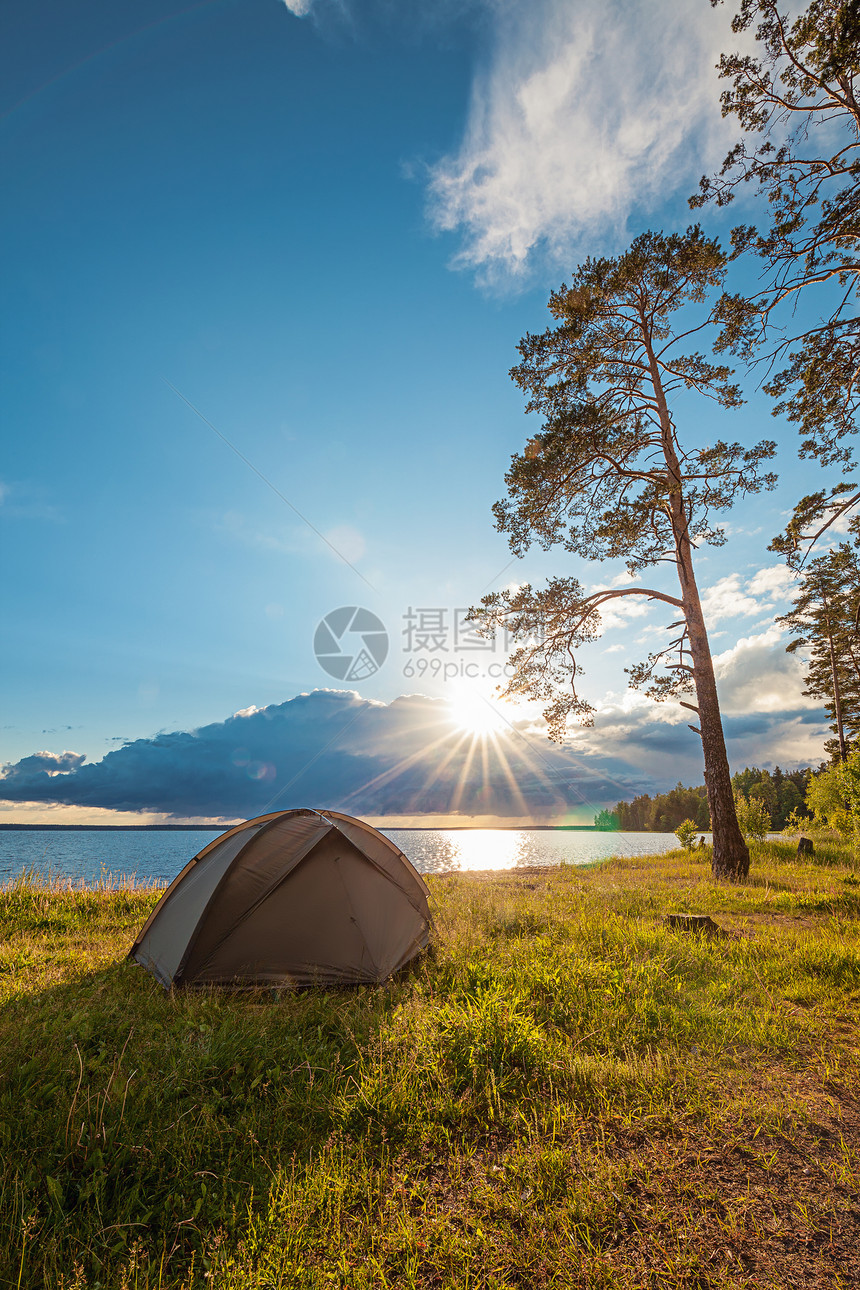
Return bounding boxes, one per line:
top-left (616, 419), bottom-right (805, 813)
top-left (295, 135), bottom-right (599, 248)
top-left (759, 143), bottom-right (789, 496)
top-left (684, 580), bottom-right (750, 880)
top-left (646, 330), bottom-right (750, 880)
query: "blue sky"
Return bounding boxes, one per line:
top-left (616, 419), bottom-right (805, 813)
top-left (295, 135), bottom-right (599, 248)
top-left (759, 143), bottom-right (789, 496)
top-left (0, 0), bottom-right (841, 824)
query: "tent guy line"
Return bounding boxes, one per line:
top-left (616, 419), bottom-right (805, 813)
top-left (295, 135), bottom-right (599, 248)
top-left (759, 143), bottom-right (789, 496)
top-left (0, 0), bottom-right (220, 127)
top-left (162, 377), bottom-right (376, 591)
top-left (479, 555), bottom-right (518, 593)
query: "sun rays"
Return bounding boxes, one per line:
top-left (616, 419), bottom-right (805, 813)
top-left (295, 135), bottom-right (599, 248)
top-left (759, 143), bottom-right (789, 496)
top-left (335, 685), bottom-right (564, 822)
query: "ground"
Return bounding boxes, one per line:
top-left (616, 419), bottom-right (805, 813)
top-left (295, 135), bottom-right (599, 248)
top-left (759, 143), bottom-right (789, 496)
top-left (0, 838), bottom-right (858, 1288)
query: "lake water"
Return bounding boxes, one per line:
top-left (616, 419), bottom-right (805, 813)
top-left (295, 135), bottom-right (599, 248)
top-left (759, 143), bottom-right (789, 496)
top-left (0, 826), bottom-right (687, 887)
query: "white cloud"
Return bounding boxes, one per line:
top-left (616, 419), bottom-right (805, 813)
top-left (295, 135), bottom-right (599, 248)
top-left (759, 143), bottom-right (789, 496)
top-left (597, 597), bottom-right (652, 630)
top-left (594, 687), bottom-right (683, 727)
top-left (279, 0), bottom-right (747, 282)
top-left (747, 564), bottom-right (798, 601)
top-left (830, 510), bottom-right (854, 536)
top-left (588, 576), bottom-right (652, 630)
top-left (701, 574), bottom-right (760, 625)
top-left (427, 0), bottom-right (733, 280)
top-left (713, 625), bottom-right (816, 715)
top-left (215, 511), bottom-right (306, 555)
top-left (569, 629), bottom-right (828, 782)
top-left (0, 749), bottom-right (86, 779)
top-left (214, 512), bottom-right (367, 567)
top-left (0, 479), bottom-right (62, 523)
top-left (701, 565), bottom-right (798, 628)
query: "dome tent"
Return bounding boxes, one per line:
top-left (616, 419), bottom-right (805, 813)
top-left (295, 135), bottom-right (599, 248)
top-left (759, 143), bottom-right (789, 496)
top-left (129, 809), bottom-right (431, 989)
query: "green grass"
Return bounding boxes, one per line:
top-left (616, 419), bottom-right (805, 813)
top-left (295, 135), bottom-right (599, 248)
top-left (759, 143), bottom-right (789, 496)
top-left (1, 844), bottom-right (859, 1288)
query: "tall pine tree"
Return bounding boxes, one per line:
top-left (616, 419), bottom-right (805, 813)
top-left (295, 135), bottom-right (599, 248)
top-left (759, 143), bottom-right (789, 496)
top-left (473, 228), bottom-right (776, 879)
top-left (778, 539), bottom-right (860, 758)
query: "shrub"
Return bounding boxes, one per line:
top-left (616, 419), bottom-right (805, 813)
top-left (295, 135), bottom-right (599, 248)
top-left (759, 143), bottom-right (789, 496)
top-left (674, 819), bottom-right (700, 850)
top-left (733, 792), bottom-right (771, 842)
top-left (806, 749), bottom-right (860, 843)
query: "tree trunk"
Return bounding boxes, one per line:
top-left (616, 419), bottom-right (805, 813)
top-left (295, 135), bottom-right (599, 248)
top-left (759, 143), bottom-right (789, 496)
top-left (824, 605), bottom-right (848, 761)
top-left (645, 331), bottom-right (750, 880)
top-left (683, 582), bottom-right (750, 880)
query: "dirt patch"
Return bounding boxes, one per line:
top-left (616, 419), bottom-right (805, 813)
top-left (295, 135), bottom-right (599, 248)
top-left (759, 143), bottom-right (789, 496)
top-left (594, 1076), bottom-right (860, 1288)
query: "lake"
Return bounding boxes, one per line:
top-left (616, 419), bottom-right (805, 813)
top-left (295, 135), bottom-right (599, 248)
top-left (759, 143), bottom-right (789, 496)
top-left (0, 826), bottom-right (688, 887)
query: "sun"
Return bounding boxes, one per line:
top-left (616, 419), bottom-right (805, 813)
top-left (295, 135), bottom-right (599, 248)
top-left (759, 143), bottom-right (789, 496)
top-left (447, 683), bottom-right (511, 737)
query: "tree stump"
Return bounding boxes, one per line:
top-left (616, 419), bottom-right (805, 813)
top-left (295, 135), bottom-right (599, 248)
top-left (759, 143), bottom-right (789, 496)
top-left (796, 836), bottom-right (814, 859)
top-left (664, 913), bottom-right (723, 937)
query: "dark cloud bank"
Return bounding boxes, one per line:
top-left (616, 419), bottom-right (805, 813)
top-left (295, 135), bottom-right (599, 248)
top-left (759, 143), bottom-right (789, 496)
top-left (0, 691), bottom-right (641, 821)
top-left (0, 689), bottom-right (825, 821)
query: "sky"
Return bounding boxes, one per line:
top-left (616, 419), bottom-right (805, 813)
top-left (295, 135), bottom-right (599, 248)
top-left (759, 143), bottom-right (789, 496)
top-left (0, 0), bottom-right (843, 825)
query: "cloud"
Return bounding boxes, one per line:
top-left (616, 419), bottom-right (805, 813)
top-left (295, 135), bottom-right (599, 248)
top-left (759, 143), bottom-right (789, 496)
top-left (599, 599), bottom-right (652, 631)
top-left (701, 575), bottom-right (761, 624)
top-left (3, 643), bottom-right (828, 823)
top-left (701, 565), bottom-right (798, 628)
top-left (571, 622), bottom-right (828, 778)
top-left (712, 625), bottom-right (817, 716)
top-left (0, 479), bottom-right (62, 523)
top-left (427, 0), bottom-right (732, 280)
top-left (278, 0), bottom-right (737, 280)
top-left (0, 691), bottom-right (637, 821)
top-left (587, 582), bottom-right (653, 631)
top-left (1, 750), bottom-right (87, 779)
top-left (323, 524), bottom-right (366, 564)
top-left (747, 565), bottom-right (797, 601)
top-left (214, 510), bottom-right (306, 556)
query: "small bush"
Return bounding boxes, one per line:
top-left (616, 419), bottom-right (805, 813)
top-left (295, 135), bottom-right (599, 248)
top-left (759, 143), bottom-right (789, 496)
top-left (734, 792), bottom-right (771, 841)
top-left (674, 819), bottom-right (700, 850)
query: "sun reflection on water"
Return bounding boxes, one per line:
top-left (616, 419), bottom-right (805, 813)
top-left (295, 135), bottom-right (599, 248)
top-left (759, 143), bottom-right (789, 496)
top-left (383, 829), bottom-right (688, 875)
top-left (446, 829), bottom-right (524, 871)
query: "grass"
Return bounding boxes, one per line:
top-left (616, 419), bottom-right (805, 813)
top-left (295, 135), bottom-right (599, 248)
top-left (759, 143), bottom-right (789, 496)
top-left (0, 842), bottom-right (859, 1288)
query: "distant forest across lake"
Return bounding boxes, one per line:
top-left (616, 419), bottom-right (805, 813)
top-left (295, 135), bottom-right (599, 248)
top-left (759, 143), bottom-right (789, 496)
top-left (597, 766), bottom-right (812, 833)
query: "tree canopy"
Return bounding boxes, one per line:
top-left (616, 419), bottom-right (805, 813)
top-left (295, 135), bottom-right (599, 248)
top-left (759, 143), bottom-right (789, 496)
top-left (695, 0), bottom-right (860, 553)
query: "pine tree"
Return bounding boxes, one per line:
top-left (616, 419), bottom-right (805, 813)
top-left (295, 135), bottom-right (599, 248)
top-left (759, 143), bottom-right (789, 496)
top-left (777, 540), bottom-right (860, 757)
top-left (693, 0), bottom-right (860, 554)
top-left (473, 228), bottom-right (777, 879)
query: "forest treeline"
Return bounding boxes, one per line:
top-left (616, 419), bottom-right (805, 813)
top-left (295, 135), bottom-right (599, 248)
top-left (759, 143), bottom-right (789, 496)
top-left (596, 765), bottom-right (811, 833)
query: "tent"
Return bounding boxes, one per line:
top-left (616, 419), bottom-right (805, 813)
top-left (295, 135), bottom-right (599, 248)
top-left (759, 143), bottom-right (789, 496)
top-left (128, 808), bottom-right (431, 989)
